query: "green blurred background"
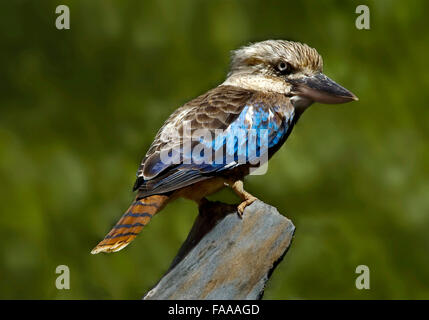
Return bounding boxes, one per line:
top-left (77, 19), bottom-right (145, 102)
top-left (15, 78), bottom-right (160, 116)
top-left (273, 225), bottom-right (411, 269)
top-left (0, 0), bottom-right (428, 299)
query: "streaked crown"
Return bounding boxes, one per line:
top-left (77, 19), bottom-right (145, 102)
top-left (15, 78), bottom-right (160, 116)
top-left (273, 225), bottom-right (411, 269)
top-left (229, 40), bottom-right (323, 76)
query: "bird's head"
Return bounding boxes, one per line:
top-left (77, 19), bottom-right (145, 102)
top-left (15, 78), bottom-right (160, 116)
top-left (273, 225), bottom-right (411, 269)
top-left (223, 40), bottom-right (358, 109)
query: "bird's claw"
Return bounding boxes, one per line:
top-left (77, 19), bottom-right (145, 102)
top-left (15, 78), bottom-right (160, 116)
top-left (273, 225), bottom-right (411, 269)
top-left (237, 196), bottom-right (257, 218)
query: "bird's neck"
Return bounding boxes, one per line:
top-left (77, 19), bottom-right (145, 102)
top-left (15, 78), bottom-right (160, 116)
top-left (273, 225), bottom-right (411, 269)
top-left (221, 73), bottom-right (291, 95)
top-left (221, 74), bottom-right (313, 116)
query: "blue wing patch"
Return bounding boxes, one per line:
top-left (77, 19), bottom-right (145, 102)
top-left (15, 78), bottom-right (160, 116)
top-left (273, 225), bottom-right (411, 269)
top-left (177, 103), bottom-right (294, 173)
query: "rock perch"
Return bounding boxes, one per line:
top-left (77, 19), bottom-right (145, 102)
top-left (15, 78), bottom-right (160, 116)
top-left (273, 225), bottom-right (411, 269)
top-left (143, 200), bottom-right (295, 300)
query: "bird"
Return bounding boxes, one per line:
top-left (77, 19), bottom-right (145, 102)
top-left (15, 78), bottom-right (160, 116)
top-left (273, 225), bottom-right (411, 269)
top-left (91, 40), bottom-right (358, 254)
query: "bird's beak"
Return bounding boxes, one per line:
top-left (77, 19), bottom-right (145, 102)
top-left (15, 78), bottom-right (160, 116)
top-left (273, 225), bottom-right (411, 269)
top-left (290, 72), bottom-right (358, 104)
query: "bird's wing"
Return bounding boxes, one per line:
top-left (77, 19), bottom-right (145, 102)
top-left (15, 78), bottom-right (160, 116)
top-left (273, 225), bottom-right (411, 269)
top-left (133, 85), bottom-right (295, 196)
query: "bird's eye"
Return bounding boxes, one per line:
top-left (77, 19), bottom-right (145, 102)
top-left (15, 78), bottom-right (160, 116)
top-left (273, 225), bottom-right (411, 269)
top-left (276, 61), bottom-right (292, 74)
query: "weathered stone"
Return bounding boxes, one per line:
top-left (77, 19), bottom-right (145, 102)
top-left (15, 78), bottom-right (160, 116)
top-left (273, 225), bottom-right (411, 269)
top-left (143, 200), bottom-right (295, 300)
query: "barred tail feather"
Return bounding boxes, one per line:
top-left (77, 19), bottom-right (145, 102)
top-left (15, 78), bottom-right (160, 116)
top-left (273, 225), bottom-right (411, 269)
top-left (91, 194), bottom-right (170, 254)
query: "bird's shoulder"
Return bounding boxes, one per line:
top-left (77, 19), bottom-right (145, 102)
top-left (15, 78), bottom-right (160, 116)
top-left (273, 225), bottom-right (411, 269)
top-left (181, 85), bottom-right (294, 127)
top-left (182, 85), bottom-right (256, 123)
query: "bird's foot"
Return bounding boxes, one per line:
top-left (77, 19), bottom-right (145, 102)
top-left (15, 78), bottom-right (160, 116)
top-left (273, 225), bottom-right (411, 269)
top-left (226, 179), bottom-right (258, 219)
top-left (237, 195), bottom-right (257, 218)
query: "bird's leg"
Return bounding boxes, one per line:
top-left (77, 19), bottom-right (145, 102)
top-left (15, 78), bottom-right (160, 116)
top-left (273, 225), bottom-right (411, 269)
top-left (225, 180), bottom-right (257, 218)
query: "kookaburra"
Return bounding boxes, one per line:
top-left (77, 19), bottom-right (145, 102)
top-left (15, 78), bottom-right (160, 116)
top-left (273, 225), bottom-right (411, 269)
top-left (92, 40), bottom-right (358, 254)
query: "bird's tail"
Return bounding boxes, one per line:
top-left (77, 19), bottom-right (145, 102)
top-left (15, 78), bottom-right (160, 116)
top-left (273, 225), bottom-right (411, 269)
top-left (91, 194), bottom-right (170, 254)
